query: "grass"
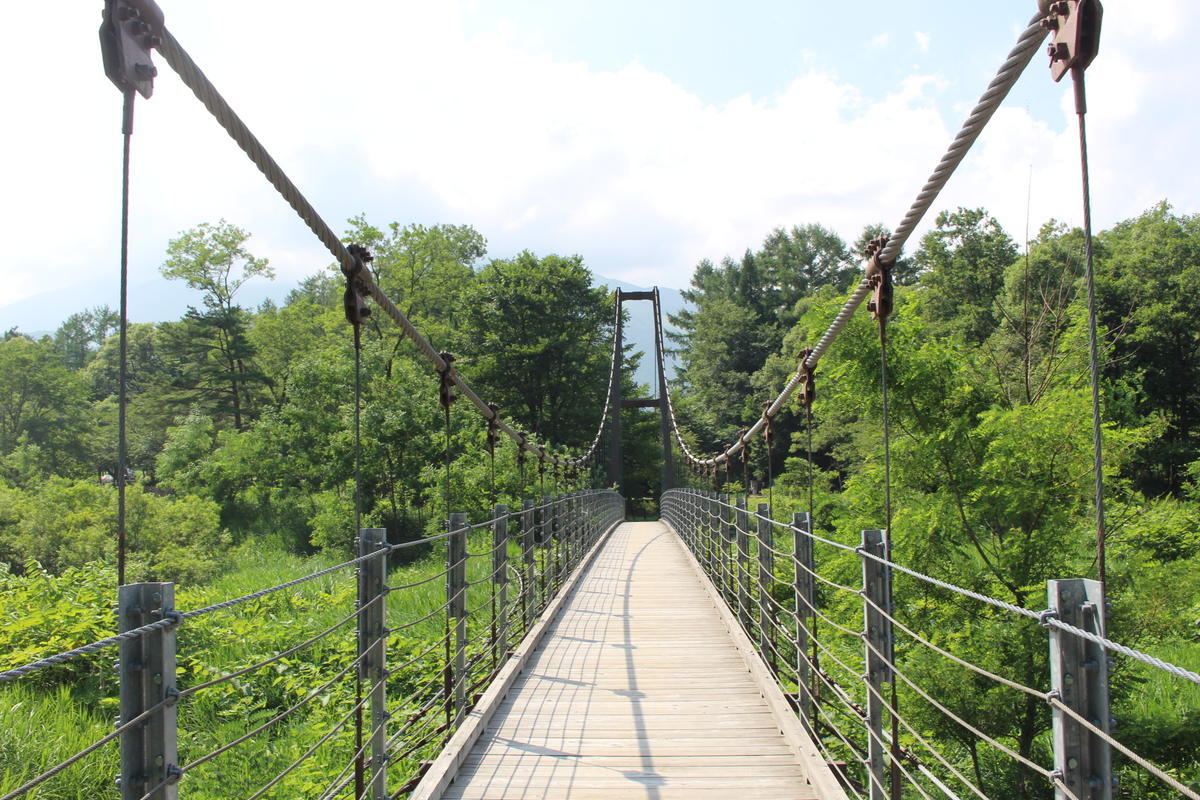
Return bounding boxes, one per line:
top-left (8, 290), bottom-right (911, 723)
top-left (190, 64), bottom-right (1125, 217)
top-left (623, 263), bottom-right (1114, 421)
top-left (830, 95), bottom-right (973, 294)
top-left (0, 518), bottom-right (576, 799)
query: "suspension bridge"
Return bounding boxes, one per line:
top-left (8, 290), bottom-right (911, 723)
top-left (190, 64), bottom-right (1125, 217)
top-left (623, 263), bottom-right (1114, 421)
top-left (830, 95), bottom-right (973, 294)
top-left (3, 1), bottom-right (1198, 799)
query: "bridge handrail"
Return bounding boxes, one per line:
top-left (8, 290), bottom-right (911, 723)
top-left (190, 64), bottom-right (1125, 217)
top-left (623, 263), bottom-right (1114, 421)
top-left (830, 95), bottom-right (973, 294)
top-left (662, 488), bottom-right (1200, 800)
top-left (675, 488), bottom-right (1200, 685)
top-left (3, 491), bottom-right (624, 800)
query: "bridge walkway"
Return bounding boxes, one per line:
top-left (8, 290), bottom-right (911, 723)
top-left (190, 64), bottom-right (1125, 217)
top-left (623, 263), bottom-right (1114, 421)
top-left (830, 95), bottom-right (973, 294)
top-left (420, 520), bottom-right (843, 799)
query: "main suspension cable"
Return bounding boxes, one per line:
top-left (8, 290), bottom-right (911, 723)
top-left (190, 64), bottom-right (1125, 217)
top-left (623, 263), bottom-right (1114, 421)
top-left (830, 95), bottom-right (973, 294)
top-left (660, 9), bottom-right (1051, 471)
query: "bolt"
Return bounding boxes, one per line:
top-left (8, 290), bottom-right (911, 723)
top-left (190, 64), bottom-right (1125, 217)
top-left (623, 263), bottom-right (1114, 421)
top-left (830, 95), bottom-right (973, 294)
top-left (1063, 672), bottom-right (1074, 686)
top-left (155, 754), bottom-right (164, 767)
top-left (135, 63), bottom-right (158, 80)
top-left (1067, 757), bottom-right (1079, 770)
top-left (117, 5), bottom-right (139, 21)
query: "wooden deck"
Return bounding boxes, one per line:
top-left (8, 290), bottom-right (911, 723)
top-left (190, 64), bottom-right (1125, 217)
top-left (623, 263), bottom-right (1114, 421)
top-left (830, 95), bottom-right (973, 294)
top-left (421, 520), bottom-right (844, 800)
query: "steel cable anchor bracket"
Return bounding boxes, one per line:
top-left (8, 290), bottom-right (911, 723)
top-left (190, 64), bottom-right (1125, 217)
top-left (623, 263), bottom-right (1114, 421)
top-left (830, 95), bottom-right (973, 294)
top-left (100, 0), bottom-right (163, 99)
top-left (1043, 0), bottom-right (1103, 84)
top-left (485, 403), bottom-right (501, 456)
top-left (437, 352), bottom-right (457, 412)
top-left (796, 347), bottom-right (816, 409)
top-left (342, 245), bottom-right (373, 330)
top-left (864, 236), bottom-right (894, 330)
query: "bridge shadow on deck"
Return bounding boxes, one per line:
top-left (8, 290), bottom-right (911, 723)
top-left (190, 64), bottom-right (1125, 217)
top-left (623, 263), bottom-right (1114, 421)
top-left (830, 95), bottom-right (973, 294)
top-left (437, 521), bottom-right (821, 800)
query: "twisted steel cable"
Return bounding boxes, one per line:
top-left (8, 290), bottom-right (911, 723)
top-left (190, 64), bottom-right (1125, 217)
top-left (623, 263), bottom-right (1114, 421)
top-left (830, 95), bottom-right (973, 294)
top-left (157, 28), bottom-right (616, 473)
top-left (662, 10), bottom-right (1052, 469)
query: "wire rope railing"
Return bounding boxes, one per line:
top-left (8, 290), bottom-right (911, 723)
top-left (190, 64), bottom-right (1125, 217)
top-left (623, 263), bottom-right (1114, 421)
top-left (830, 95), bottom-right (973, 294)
top-left (662, 488), bottom-right (1200, 800)
top-left (1, 491), bottom-right (623, 800)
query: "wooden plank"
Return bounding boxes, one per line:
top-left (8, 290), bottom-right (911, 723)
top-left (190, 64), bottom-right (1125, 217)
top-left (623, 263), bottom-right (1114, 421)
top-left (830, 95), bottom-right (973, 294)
top-left (419, 521), bottom-right (841, 800)
top-left (407, 516), bottom-right (622, 800)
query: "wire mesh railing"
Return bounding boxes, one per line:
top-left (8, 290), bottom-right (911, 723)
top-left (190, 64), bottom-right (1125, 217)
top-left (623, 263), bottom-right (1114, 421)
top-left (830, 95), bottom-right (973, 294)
top-left (0, 490), bottom-right (623, 800)
top-left (661, 488), bottom-right (1200, 800)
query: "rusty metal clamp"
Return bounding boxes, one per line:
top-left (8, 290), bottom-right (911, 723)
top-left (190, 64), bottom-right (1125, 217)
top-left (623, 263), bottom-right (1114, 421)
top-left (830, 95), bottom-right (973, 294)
top-left (797, 347), bottom-right (816, 408)
top-left (1043, 0), bottom-right (1103, 83)
top-left (864, 235), bottom-right (894, 324)
top-left (516, 433), bottom-right (528, 471)
top-left (100, 0), bottom-right (165, 98)
top-left (485, 403), bottom-right (501, 455)
top-left (343, 244), bottom-right (373, 328)
top-left (437, 352), bottom-right (456, 412)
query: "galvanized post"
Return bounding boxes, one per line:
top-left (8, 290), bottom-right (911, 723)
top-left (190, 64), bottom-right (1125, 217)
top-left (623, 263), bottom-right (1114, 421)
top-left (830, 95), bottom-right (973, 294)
top-left (735, 497), bottom-right (750, 630)
top-left (521, 499), bottom-right (535, 632)
top-left (358, 528), bottom-right (389, 800)
top-left (447, 514), bottom-right (468, 728)
top-left (792, 512), bottom-right (815, 736)
top-left (492, 506), bottom-right (509, 665)
top-left (756, 503), bottom-right (775, 672)
top-left (118, 582), bottom-right (178, 800)
top-left (552, 494), bottom-right (563, 593)
top-left (861, 529), bottom-right (893, 800)
top-left (539, 495), bottom-right (552, 610)
top-left (721, 493), bottom-right (734, 601)
top-left (1048, 579), bottom-right (1113, 800)
top-left (708, 493), bottom-right (719, 579)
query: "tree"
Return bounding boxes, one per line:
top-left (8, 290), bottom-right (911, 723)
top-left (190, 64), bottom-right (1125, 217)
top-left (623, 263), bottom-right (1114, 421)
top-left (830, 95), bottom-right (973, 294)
top-left (52, 306), bottom-right (118, 371)
top-left (160, 307), bottom-right (266, 431)
top-left (0, 337), bottom-right (91, 477)
top-left (758, 223), bottom-right (857, 316)
top-left (460, 251), bottom-right (612, 448)
top-left (1096, 202), bottom-right (1200, 495)
top-left (159, 222), bottom-right (274, 430)
top-left (161, 220), bottom-right (274, 313)
top-left (916, 208), bottom-right (1019, 344)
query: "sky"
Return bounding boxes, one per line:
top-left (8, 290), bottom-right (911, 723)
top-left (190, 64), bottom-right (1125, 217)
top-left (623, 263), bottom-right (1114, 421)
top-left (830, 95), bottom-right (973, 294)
top-left (1, 0), bottom-right (1196, 328)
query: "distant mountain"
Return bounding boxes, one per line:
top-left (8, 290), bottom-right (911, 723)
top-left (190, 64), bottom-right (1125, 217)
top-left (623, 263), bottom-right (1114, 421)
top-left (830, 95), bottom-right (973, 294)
top-left (0, 275), bottom-right (292, 333)
top-left (1, 272), bottom-right (688, 390)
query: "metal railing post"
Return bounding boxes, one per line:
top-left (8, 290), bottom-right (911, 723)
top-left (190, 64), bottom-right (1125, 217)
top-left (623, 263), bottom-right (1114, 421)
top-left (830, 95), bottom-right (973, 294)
top-left (118, 582), bottom-right (178, 800)
top-left (735, 497), bottom-right (750, 630)
top-left (792, 512), bottom-right (815, 736)
top-left (721, 493), bottom-right (734, 602)
top-left (756, 503), bottom-right (775, 672)
top-left (1048, 578), bottom-right (1113, 800)
top-left (539, 496), bottom-right (552, 611)
top-left (707, 492), bottom-right (718, 578)
top-left (521, 499), bottom-right (535, 632)
top-left (447, 513), bottom-right (468, 728)
top-left (552, 493), bottom-right (563, 592)
top-left (861, 529), bottom-right (893, 800)
top-left (358, 528), bottom-right (389, 800)
top-left (493, 505), bottom-right (509, 665)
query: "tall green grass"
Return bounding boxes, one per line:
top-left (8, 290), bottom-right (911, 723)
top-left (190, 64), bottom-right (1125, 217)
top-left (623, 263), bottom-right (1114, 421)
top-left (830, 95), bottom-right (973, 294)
top-left (1, 523), bottom-right (553, 799)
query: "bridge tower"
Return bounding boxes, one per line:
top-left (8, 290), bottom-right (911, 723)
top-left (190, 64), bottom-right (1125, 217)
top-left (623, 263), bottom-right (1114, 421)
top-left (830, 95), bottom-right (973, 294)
top-left (606, 287), bottom-right (675, 494)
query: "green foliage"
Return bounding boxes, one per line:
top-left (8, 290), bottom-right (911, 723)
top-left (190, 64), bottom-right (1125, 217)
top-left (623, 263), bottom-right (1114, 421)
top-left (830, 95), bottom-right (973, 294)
top-left (460, 251), bottom-right (612, 448)
top-left (0, 337), bottom-right (92, 477)
top-left (1098, 202), bottom-right (1200, 494)
top-left (0, 479), bottom-right (227, 583)
top-left (916, 207), bottom-right (1019, 344)
top-left (161, 220), bottom-right (274, 313)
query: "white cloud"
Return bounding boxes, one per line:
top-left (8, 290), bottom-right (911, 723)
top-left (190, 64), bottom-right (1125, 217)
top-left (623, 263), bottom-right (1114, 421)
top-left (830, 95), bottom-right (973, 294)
top-left (915, 31), bottom-right (931, 53)
top-left (870, 32), bottom-right (892, 48)
top-left (0, 0), bottom-right (1196, 314)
